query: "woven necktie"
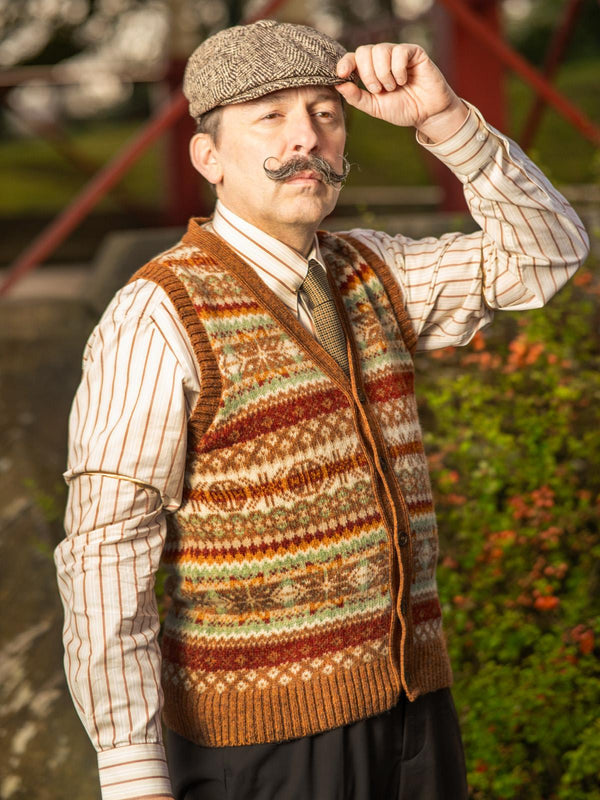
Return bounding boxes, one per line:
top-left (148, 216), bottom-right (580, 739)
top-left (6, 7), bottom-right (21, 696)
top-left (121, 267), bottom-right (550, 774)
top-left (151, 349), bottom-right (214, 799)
top-left (300, 259), bottom-right (350, 376)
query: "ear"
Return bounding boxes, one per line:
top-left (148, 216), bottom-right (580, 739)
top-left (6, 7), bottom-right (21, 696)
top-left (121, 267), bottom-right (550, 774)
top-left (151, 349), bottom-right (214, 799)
top-left (189, 133), bottom-right (223, 185)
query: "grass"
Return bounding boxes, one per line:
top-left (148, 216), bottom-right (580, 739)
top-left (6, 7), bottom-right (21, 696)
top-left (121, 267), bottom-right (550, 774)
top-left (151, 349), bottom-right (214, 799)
top-left (0, 58), bottom-right (598, 215)
top-left (0, 121), bottom-right (163, 215)
top-left (506, 57), bottom-right (600, 184)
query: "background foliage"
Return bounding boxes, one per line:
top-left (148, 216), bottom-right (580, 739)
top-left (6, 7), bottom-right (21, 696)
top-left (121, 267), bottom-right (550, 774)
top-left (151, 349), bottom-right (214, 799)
top-left (415, 244), bottom-right (600, 799)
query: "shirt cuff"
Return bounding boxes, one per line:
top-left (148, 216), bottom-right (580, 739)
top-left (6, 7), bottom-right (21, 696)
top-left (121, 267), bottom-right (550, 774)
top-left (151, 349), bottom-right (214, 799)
top-left (98, 743), bottom-right (173, 800)
top-left (416, 102), bottom-right (499, 181)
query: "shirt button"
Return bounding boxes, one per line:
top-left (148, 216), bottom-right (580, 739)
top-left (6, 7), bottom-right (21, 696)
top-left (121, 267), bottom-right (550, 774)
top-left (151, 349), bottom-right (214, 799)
top-left (398, 532), bottom-right (409, 547)
top-left (476, 131), bottom-right (486, 142)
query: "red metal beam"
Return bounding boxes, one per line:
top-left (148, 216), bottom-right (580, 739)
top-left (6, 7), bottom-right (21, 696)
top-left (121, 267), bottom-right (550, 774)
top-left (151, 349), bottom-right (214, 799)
top-left (0, 92), bottom-right (187, 296)
top-left (0, 65), bottom-right (162, 87)
top-left (520, 0), bottom-right (584, 150)
top-left (432, 0), bottom-right (505, 211)
top-left (0, 0), bottom-right (291, 296)
top-left (437, 0), bottom-right (600, 147)
top-left (164, 59), bottom-right (205, 225)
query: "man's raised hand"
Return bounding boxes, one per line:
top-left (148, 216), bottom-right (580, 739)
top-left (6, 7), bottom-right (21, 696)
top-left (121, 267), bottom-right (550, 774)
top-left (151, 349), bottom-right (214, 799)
top-left (335, 43), bottom-right (468, 143)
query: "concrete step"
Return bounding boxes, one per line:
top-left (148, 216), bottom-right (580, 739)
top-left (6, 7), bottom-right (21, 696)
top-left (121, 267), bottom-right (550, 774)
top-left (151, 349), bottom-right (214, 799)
top-left (0, 265), bottom-right (88, 301)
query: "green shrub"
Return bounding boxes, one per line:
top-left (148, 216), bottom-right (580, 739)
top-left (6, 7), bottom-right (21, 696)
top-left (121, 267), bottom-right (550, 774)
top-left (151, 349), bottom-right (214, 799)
top-left (415, 255), bottom-right (600, 798)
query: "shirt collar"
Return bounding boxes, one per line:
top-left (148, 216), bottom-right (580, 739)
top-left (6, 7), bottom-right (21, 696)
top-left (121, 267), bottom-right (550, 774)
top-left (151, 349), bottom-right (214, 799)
top-left (210, 201), bottom-right (326, 304)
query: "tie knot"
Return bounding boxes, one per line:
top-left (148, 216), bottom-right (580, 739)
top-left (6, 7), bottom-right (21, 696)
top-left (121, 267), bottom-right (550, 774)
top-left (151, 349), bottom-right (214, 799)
top-left (301, 259), bottom-right (332, 309)
top-left (299, 258), bottom-right (350, 375)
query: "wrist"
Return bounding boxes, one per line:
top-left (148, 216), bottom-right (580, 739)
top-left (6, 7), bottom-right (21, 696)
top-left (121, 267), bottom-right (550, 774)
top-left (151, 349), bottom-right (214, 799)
top-left (416, 97), bottom-right (469, 144)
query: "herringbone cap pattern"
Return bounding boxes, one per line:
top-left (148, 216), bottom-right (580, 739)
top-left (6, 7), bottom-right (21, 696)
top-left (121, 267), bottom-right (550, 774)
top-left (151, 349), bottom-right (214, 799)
top-left (184, 20), bottom-right (351, 118)
top-left (301, 259), bottom-right (350, 375)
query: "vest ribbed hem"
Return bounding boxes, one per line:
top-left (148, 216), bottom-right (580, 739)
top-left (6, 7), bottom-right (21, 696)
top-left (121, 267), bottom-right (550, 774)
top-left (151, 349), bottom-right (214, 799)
top-left (162, 655), bottom-right (402, 748)
top-left (406, 636), bottom-right (454, 702)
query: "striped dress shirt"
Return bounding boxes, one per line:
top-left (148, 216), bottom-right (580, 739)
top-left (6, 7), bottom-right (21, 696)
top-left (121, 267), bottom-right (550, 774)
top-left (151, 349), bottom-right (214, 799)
top-left (54, 104), bottom-right (589, 800)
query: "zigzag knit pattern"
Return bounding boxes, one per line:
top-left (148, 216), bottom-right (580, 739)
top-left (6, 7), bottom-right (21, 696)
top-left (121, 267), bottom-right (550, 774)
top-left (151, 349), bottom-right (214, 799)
top-left (132, 220), bottom-right (453, 748)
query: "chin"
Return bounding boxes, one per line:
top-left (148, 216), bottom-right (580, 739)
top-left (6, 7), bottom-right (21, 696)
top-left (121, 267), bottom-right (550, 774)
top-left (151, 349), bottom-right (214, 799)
top-left (284, 194), bottom-right (338, 224)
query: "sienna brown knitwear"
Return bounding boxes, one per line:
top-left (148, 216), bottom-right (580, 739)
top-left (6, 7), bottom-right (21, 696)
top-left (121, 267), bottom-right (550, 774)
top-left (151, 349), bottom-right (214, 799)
top-left (183, 20), bottom-right (354, 118)
top-left (129, 220), bottom-right (452, 749)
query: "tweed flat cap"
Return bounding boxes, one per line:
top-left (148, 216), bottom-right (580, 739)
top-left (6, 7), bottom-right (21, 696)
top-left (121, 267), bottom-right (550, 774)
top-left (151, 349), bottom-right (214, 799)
top-left (184, 20), bottom-right (353, 118)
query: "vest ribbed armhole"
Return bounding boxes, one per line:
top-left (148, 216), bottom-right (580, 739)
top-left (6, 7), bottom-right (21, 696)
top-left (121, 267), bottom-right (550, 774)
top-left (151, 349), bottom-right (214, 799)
top-left (337, 234), bottom-right (418, 356)
top-left (129, 262), bottom-right (222, 444)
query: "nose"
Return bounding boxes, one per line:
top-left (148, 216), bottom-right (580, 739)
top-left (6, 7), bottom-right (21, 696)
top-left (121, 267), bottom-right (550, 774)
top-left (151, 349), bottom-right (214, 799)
top-left (289, 111), bottom-right (319, 156)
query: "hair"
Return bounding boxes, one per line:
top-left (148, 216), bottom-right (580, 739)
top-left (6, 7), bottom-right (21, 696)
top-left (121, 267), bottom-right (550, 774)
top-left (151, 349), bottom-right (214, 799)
top-left (195, 106), bottom-right (224, 145)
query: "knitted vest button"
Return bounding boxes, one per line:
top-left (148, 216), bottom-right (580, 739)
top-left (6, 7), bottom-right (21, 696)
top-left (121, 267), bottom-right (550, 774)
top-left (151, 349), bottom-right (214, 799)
top-left (398, 532), bottom-right (409, 546)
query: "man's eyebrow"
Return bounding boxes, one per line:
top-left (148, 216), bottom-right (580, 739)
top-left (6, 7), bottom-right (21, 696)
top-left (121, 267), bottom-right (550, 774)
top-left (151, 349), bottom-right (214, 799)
top-left (250, 89), bottom-right (340, 107)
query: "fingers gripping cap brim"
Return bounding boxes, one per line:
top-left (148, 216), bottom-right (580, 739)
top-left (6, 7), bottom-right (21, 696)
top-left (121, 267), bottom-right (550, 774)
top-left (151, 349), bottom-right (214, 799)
top-left (183, 20), bottom-right (354, 118)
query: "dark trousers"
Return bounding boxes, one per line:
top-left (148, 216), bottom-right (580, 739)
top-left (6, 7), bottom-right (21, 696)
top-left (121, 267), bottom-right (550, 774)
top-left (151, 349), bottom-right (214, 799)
top-left (166, 688), bottom-right (469, 800)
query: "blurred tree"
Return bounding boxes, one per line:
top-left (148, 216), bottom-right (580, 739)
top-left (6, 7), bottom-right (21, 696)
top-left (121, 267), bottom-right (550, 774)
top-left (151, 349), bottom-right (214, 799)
top-left (505, 0), bottom-right (600, 64)
top-left (0, 0), bottom-right (228, 119)
top-left (2, 0), bottom-right (596, 123)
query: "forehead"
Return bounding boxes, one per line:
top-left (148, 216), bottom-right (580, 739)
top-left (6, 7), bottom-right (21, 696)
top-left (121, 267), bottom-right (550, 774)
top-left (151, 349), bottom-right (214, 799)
top-left (224, 85), bottom-right (342, 116)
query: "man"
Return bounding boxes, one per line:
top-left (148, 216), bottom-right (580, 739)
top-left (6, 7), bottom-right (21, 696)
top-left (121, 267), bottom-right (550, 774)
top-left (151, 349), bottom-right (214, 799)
top-left (55, 19), bottom-right (589, 800)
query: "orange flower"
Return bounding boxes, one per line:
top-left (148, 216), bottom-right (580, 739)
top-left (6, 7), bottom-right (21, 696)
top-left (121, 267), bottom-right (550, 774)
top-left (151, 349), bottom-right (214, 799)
top-left (505, 335), bottom-right (546, 371)
top-left (579, 630), bottom-right (595, 656)
top-left (430, 346), bottom-right (456, 360)
top-left (445, 493), bottom-right (467, 506)
top-left (464, 351), bottom-right (500, 369)
top-left (517, 593), bottom-right (532, 606)
top-left (427, 452), bottom-right (445, 470)
top-left (534, 595), bottom-right (560, 611)
top-left (489, 529), bottom-right (516, 544)
top-left (573, 270), bottom-right (593, 287)
top-left (531, 485), bottom-right (555, 508)
top-left (472, 331), bottom-right (486, 351)
top-left (508, 494), bottom-right (529, 519)
top-left (442, 556), bottom-right (459, 569)
top-left (528, 342), bottom-right (545, 364)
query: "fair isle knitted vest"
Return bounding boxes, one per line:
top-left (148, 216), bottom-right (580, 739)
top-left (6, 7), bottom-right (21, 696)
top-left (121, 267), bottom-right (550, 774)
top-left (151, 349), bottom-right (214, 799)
top-left (132, 219), bottom-right (452, 748)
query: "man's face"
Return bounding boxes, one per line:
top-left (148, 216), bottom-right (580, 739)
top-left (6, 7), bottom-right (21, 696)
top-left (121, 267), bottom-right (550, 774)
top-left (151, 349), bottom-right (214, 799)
top-left (201, 86), bottom-right (346, 250)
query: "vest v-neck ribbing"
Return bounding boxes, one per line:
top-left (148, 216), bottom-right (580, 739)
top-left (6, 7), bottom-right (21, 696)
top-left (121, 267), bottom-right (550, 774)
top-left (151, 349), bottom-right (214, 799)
top-left (183, 221), bottom-right (354, 392)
